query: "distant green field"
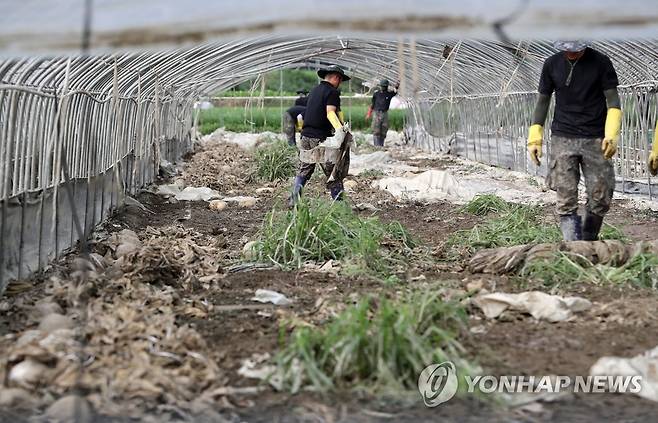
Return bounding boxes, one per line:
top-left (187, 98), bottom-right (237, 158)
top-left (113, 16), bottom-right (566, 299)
top-left (198, 106), bottom-right (407, 134)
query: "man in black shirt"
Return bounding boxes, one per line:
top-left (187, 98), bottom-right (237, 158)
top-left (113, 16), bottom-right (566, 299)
top-left (289, 65), bottom-right (350, 206)
top-left (366, 79), bottom-right (398, 146)
top-left (282, 105), bottom-right (305, 146)
top-left (294, 90), bottom-right (309, 107)
top-left (527, 40), bottom-right (622, 241)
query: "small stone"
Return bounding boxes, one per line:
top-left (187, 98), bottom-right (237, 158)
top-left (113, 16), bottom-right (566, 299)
top-left (243, 241), bottom-right (261, 261)
top-left (238, 197), bottom-right (258, 208)
top-left (46, 395), bottom-right (92, 423)
top-left (9, 359), bottom-right (50, 387)
top-left (466, 280), bottom-right (485, 292)
top-left (255, 187), bottom-right (274, 194)
top-left (343, 180), bottom-right (358, 191)
top-left (39, 313), bottom-right (74, 333)
top-left (209, 200), bottom-right (228, 211)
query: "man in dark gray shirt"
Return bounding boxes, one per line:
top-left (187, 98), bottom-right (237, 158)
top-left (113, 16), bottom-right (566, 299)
top-left (527, 40), bottom-right (622, 241)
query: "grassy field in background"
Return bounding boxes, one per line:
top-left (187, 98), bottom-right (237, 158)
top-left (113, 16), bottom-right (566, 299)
top-left (198, 106), bottom-right (407, 134)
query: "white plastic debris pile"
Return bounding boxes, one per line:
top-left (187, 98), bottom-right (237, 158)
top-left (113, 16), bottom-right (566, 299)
top-left (473, 291), bottom-right (592, 323)
top-left (375, 170), bottom-right (475, 203)
top-left (375, 169), bottom-right (552, 204)
top-left (155, 183), bottom-right (221, 202)
top-left (202, 128), bottom-right (280, 150)
top-left (590, 345), bottom-right (658, 402)
top-left (251, 289), bottom-right (292, 306)
top-left (176, 187), bottom-right (221, 201)
top-left (349, 151), bottom-right (417, 177)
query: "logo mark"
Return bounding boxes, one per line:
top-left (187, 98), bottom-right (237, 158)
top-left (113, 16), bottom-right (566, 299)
top-left (418, 361), bottom-right (458, 407)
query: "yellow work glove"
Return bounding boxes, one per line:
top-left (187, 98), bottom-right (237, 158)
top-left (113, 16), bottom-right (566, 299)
top-left (527, 124), bottom-right (543, 166)
top-left (295, 116), bottom-right (303, 131)
top-left (338, 110), bottom-right (345, 124)
top-left (602, 108), bottom-right (622, 159)
top-left (649, 120), bottom-right (658, 176)
top-left (327, 110), bottom-right (342, 130)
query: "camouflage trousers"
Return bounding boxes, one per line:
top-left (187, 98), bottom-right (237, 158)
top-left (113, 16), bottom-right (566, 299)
top-left (371, 110), bottom-right (389, 138)
top-left (282, 113), bottom-right (296, 146)
top-left (546, 136), bottom-right (615, 217)
top-left (296, 135), bottom-right (346, 193)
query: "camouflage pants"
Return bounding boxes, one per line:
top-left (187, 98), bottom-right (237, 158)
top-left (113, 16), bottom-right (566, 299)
top-left (296, 135), bottom-right (345, 193)
top-left (371, 110), bottom-right (389, 138)
top-left (546, 136), bottom-right (615, 217)
top-left (282, 113), bottom-right (296, 146)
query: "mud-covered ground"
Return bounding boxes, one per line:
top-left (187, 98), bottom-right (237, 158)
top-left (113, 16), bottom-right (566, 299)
top-left (2, 131), bottom-right (658, 422)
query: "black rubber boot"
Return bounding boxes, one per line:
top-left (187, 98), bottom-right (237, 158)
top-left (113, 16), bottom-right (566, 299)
top-left (287, 176), bottom-right (305, 208)
top-left (560, 213), bottom-right (583, 241)
top-left (330, 184), bottom-right (344, 201)
top-left (582, 212), bottom-right (604, 241)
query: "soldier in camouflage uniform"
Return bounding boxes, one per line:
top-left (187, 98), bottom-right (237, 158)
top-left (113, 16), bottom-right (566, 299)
top-left (366, 79), bottom-right (398, 147)
top-left (527, 40), bottom-right (622, 241)
top-left (282, 104), bottom-right (305, 146)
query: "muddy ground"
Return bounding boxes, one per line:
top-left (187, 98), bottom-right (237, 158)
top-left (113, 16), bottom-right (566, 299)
top-left (2, 134), bottom-right (658, 422)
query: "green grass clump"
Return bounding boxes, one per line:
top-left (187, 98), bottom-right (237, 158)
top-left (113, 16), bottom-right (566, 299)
top-left (359, 168), bottom-right (385, 179)
top-left (447, 202), bottom-right (561, 256)
top-left (520, 251), bottom-right (658, 290)
top-left (458, 194), bottom-right (513, 216)
top-left (253, 199), bottom-right (416, 278)
top-left (253, 138), bottom-right (297, 182)
top-left (276, 291), bottom-right (469, 393)
top-left (599, 223), bottom-right (628, 242)
top-left (448, 195), bottom-right (627, 258)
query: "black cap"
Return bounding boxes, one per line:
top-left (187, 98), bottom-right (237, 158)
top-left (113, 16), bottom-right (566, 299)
top-left (296, 90), bottom-right (309, 95)
top-left (317, 65), bottom-right (351, 81)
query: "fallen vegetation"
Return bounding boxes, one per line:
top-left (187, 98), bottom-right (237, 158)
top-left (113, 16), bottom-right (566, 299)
top-left (447, 195), bottom-right (626, 259)
top-left (447, 197), bottom-right (560, 257)
top-left (276, 291), bottom-right (470, 393)
top-left (520, 251), bottom-right (658, 291)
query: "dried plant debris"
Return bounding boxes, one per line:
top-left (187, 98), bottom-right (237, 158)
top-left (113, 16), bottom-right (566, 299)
top-left (0, 225), bottom-right (234, 420)
top-left (181, 142), bottom-right (252, 193)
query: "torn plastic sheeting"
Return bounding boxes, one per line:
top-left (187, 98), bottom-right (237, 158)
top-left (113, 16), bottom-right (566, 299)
top-left (237, 353), bottom-right (282, 390)
top-left (201, 128), bottom-right (280, 150)
top-left (175, 187), bottom-right (221, 201)
top-left (375, 170), bottom-right (476, 203)
top-left (251, 289), bottom-right (292, 306)
top-left (349, 151), bottom-right (417, 176)
top-left (473, 291), bottom-right (592, 323)
top-left (590, 345), bottom-right (658, 402)
top-left (156, 184), bottom-right (181, 197)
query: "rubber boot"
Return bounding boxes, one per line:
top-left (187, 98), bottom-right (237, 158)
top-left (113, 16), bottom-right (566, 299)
top-left (288, 176), bottom-right (305, 208)
top-left (288, 137), bottom-right (296, 147)
top-left (559, 213), bottom-right (583, 241)
top-left (373, 136), bottom-right (382, 147)
top-left (330, 184), bottom-right (344, 201)
top-left (582, 212), bottom-right (604, 241)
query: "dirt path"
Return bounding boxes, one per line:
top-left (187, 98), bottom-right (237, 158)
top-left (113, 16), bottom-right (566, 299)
top-left (2, 134), bottom-right (658, 422)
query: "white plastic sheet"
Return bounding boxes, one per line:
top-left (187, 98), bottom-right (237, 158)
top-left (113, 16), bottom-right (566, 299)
top-left (473, 291), bottom-right (592, 323)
